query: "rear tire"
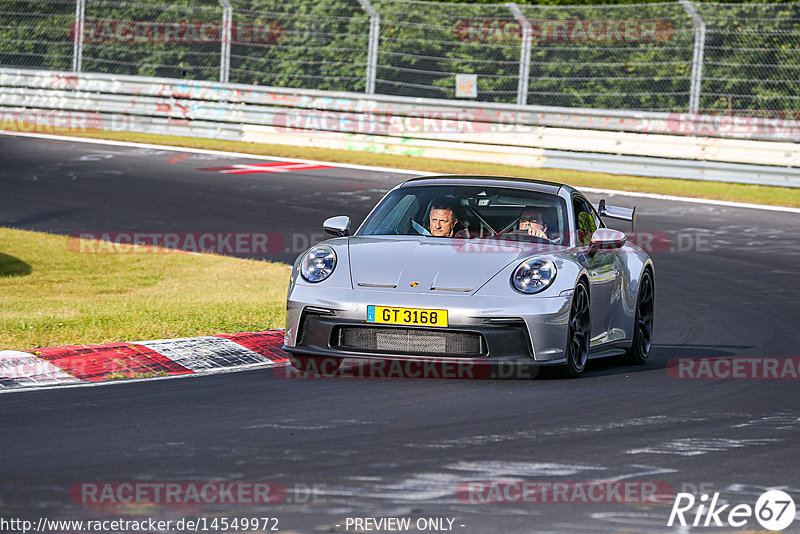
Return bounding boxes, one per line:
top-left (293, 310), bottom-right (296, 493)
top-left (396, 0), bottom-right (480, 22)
top-left (562, 281), bottom-right (591, 378)
top-left (625, 269), bottom-right (654, 365)
top-left (289, 354), bottom-right (343, 375)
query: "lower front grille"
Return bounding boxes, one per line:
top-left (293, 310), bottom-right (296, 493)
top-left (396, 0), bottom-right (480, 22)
top-left (334, 326), bottom-right (485, 357)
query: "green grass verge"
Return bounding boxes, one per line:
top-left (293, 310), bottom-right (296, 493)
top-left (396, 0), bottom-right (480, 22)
top-left (0, 227), bottom-right (289, 350)
top-left (20, 124), bottom-right (800, 209)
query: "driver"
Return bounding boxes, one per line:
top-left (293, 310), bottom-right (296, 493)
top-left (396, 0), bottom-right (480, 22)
top-left (518, 208), bottom-right (551, 241)
top-left (428, 198), bottom-right (460, 237)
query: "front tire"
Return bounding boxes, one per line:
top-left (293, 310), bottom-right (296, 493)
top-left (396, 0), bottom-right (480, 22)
top-left (563, 281), bottom-right (591, 378)
top-left (625, 269), bottom-right (654, 365)
top-left (289, 354), bottom-right (343, 375)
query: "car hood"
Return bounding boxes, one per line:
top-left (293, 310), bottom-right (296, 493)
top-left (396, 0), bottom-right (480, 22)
top-left (347, 236), bottom-right (552, 294)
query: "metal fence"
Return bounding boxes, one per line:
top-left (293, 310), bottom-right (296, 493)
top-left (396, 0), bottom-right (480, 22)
top-left (0, 0), bottom-right (798, 114)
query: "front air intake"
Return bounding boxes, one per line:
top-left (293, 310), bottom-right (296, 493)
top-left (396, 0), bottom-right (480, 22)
top-left (333, 326), bottom-right (485, 357)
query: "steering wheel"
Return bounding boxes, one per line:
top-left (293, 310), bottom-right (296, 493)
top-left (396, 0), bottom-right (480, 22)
top-left (499, 230), bottom-right (552, 244)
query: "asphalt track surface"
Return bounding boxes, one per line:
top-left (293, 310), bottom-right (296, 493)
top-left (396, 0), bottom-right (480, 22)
top-left (2, 134), bottom-right (800, 533)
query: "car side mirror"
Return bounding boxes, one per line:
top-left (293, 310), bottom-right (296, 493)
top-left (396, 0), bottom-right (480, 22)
top-left (323, 216), bottom-right (351, 237)
top-left (587, 228), bottom-right (626, 257)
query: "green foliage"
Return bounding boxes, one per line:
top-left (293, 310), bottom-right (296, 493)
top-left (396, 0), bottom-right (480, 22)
top-left (227, 0), bottom-right (370, 90)
top-left (1, 0), bottom-right (798, 112)
top-left (694, 2), bottom-right (800, 112)
top-left (0, 1), bottom-right (75, 70)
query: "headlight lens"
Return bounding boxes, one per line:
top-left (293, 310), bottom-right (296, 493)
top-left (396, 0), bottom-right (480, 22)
top-left (300, 245), bottom-right (337, 283)
top-left (511, 258), bottom-right (556, 294)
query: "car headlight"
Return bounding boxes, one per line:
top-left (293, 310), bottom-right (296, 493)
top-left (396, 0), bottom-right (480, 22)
top-left (300, 245), bottom-right (337, 283)
top-left (511, 258), bottom-right (556, 294)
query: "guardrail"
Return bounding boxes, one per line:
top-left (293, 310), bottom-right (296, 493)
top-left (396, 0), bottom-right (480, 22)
top-left (1, 68), bottom-right (799, 188)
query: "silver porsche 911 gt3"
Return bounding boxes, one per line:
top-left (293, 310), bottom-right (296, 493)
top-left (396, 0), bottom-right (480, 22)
top-left (283, 175), bottom-right (654, 378)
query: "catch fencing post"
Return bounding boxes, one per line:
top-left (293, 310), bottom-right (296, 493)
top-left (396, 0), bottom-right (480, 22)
top-left (357, 0), bottom-right (379, 94)
top-left (506, 3), bottom-right (532, 106)
top-left (72, 0), bottom-right (85, 72)
top-left (219, 0), bottom-right (232, 83)
top-left (680, 0), bottom-right (706, 113)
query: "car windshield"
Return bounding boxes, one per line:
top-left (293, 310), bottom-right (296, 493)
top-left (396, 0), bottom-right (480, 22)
top-left (357, 184), bottom-right (569, 245)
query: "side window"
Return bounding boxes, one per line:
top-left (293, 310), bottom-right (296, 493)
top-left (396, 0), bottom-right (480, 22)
top-left (573, 198), bottom-right (599, 246)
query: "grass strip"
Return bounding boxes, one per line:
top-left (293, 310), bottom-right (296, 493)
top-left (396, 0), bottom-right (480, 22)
top-left (0, 227), bottom-right (288, 350)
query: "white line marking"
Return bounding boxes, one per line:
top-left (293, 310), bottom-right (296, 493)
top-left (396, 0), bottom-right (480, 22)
top-left (446, 460), bottom-right (604, 477)
top-left (0, 360), bottom-right (288, 395)
top-left (581, 187), bottom-right (800, 214)
top-left (626, 437), bottom-right (779, 456)
top-left (2, 130), bottom-right (798, 213)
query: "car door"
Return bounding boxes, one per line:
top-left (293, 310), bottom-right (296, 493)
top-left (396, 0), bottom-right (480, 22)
top-left (573, 195), bottom-right (620, 345)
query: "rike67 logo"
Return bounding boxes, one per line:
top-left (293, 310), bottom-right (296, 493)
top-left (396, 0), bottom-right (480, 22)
top-left (668, 490), bottom-right (796, 531)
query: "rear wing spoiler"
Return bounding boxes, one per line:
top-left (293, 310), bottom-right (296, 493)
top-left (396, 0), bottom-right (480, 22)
top-left (595, 199), bottom-right (636, 230)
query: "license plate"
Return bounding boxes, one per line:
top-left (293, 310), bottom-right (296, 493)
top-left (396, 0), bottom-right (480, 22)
top-left (367, 305), bottom-right (448, 327)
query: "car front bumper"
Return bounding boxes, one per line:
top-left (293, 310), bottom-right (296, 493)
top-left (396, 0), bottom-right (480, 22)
top-left (284, 284), bottom-right (573, 363)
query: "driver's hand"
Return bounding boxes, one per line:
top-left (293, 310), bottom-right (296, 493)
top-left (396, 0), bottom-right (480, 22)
top-left (527, 227), bottom-right (550, 240)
